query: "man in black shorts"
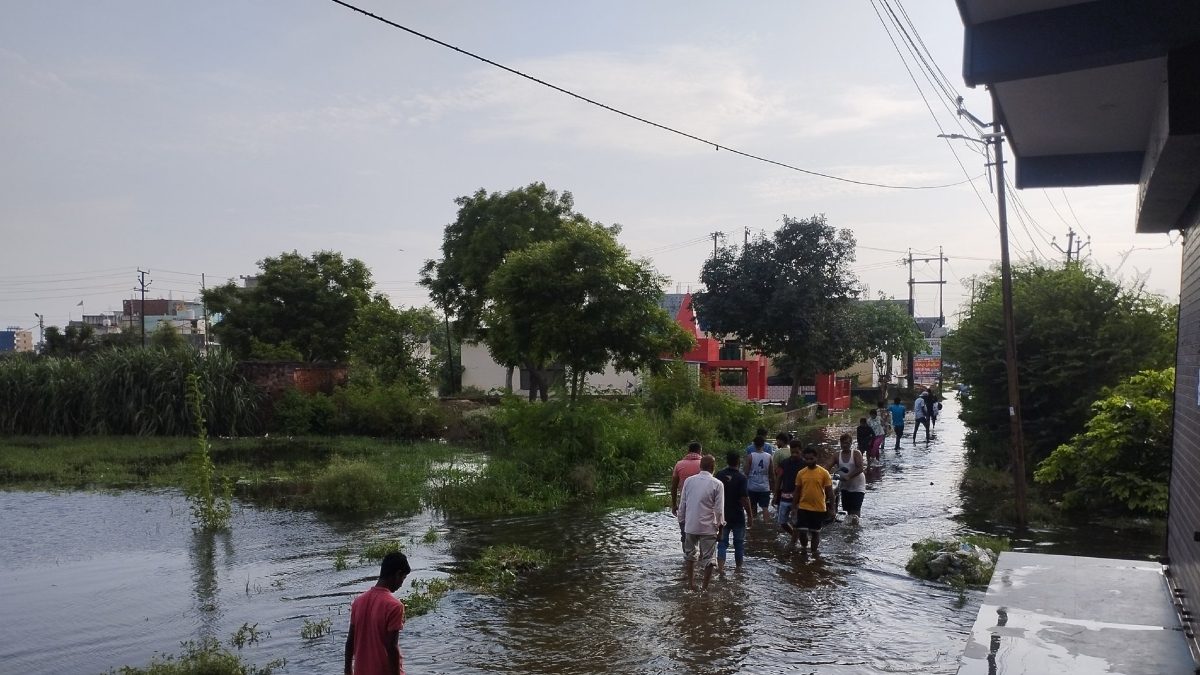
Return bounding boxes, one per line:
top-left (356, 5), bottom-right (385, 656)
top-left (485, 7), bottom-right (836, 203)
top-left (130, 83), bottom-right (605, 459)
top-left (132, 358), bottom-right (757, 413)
top-left (791, 446), bottom-right (835, 555)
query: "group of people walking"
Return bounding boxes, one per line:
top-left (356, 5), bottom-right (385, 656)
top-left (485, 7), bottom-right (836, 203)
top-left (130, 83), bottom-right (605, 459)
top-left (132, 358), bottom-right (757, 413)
top-left (671, 390), bottom-right (942, 591)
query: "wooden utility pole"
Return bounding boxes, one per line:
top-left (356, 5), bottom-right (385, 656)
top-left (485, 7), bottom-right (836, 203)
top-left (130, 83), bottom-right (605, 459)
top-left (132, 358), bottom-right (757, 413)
top-left (991, 95), bottom-right (1029, 529)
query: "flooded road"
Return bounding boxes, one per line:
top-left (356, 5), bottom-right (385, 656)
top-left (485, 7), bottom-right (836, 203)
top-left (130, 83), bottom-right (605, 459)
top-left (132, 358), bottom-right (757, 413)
top-left (0, 398), bottom-right (1163, 674)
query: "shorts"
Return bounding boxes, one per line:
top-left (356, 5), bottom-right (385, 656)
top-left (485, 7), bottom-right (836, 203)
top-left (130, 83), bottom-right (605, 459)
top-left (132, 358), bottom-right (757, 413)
top-left (683, 532), bottom-right (718, 566)
top-left (841, 490), bottom-right (865, 514)
top-left (795, 508), bottom-right (826, 532)
top-left (776, 499), bottom-right (795, 526)
top-left (748, 490), bottom-right (771, 509)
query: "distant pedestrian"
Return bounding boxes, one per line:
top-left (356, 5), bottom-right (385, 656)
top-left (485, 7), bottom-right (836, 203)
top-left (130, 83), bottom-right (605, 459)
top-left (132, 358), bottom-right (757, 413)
top-left (866, 409), bottom-right (885, 463)
top-left (888, 397), bottom-right (907, 450)
top-left (671, 442), bottom-right (704, 543)
top-left (775, 441), bottom-right (806, 542)
top-left (716, 450), bottom-right (753, 574)
top-left (792, 446), bottom-right (835, 554)
top-left (345, 551), bottom-right (410, 675)
top-left (744, 427), bottom-right (777, 456)
top-left (832, 433), bottom-right (866, 526)
top-left (913, 394), bottom-right (930, 443)
top-left (855, 417), bottom-right (873, 459)
top-left (927, 392), bottom-right (942, 428)
top-left (677, 454), bottom-right (724, 591)
top-left (771, 431), bottom-right (792, 476)
top-left (743, 436), bottom-right (774, 521)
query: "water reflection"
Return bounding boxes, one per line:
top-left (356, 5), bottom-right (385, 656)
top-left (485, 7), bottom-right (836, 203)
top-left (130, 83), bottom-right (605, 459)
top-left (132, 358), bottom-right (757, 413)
top-left (190, 530), bottom-right (233, 640)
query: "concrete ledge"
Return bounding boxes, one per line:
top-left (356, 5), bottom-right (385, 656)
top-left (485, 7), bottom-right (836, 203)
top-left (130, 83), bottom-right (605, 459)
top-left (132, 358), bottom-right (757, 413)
top-left (958, 552), bottom-right (1195, 674)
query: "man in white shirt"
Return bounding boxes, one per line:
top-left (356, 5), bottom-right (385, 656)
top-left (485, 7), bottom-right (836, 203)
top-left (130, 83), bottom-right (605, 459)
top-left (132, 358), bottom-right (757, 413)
top-left (676, 454), bottom-right (725, 591)
top-left (913, 392), bottom-right (930, 443)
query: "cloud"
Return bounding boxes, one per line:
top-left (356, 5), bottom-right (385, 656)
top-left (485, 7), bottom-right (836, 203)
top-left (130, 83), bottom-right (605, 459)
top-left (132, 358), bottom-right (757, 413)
top-left (401, 45), bottom-right (789, 156)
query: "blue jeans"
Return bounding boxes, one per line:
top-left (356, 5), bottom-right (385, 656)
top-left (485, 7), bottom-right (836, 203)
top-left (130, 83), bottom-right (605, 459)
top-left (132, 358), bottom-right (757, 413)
top-left (718, 523), bottom-right (746, 565)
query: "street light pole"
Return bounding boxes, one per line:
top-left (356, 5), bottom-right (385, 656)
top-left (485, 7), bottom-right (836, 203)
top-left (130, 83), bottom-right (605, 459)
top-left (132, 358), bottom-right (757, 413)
top-left (990, 95), bottom-right (1029, 530)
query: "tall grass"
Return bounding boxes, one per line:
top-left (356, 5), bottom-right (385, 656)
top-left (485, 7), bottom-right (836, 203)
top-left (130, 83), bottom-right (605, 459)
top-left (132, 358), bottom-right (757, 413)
top-left (0, 349), bottom-right (260, 436)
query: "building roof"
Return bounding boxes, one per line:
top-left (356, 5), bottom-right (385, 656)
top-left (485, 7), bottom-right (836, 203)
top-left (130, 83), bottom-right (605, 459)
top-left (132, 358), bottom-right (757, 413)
top-left (955, 0), bottom-right (1200, 233)
top-left (659, 293), bottom-right (686, 320)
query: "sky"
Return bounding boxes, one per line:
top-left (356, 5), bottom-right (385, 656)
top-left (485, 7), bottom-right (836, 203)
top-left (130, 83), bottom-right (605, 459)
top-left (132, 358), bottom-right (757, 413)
top-left (0, 1), bottom-right (1182, 334)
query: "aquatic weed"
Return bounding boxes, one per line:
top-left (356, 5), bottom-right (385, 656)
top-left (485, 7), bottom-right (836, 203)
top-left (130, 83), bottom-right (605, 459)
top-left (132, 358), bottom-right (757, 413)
top-left (422, 527), bottom-right (439, 544)
top-left (333, 547), bottom-right (349, 571)
top-left (405, 578), bottom-right (455, 617)
top-left (299, 617), bottom-right (332, 640)
top-left (460, 544), bottom-right (551, 593)
top-left (108, 637), bottom-right (284, 674)
top-left (360, 539), bottom-right (405, 562)
top-left (228, 623), bottom-right (267, 650)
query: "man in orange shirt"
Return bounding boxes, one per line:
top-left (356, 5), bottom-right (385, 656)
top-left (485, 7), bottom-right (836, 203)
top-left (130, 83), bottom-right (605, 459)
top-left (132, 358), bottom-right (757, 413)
top-left (345, 551), bottom-right (410, 675)
top-left (670, 442), bottom-right (704, 544)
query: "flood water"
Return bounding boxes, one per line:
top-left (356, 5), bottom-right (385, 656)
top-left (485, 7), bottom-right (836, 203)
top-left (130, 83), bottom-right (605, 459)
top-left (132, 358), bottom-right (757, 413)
top-left (0, 398), bottom-right (1164, 674)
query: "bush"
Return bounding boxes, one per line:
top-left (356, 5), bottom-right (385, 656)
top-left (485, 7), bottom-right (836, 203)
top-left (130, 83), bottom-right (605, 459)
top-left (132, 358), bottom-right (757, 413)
top-left (330, 382), bottom-right (444, 438)
top-left (1035, 368), bottom-right (1174, 515)
top-left (308, 457), bottom-right (391, 514)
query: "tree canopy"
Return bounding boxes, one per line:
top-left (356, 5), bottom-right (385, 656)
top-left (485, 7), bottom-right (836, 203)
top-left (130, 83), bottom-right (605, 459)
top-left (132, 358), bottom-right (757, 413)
top-left (485, 221), bottom-right (694, 400)
top-left (693, 214), bottom-right (860, 399)
top-left (944, 262), bottom-right (1176, 469)
top-left (847, 296), bottom-right (927, 396)
top-left (203, 250), bottom-right (373, 362)
top-left (420, 182), bottom-right (586, 341)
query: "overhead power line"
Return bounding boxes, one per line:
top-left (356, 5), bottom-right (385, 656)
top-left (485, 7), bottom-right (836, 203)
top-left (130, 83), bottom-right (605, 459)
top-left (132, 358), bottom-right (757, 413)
top-left (327, 0), bottom-right (978, 191)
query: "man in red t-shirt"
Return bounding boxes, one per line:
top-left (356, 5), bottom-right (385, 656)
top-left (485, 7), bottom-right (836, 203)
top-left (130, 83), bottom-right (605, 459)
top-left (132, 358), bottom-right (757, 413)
top-left (345, 551), bottom-right (410, 675)
top-left (671, 442), bottom-right (704, 547)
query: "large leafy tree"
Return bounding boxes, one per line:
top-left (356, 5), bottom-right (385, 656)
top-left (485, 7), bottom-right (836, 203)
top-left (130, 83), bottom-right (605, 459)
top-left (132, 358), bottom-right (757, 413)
top-left (420, 183), bottom-right (586, 341)
top-left (944, 262), bottom-right (1175, 470)
top-left (203, 250), bottom-right (373, 362)
top-left (1034, 368), bottom-right (1173, 515)
top-left (693, 214), bottom-right (859, 402)
top-left (485, 222), bottom-right (695, 401)
top-left (847, 296), bottom-right (928, 399)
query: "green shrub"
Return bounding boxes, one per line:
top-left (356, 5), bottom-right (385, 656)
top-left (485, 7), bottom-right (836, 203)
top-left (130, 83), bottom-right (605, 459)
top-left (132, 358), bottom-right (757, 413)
top-left (405, 578), bottom-right (454, 617)
top-left (308, 457), bottom-right (390, 514)
top-left (1035, 368), bottom-right (1174, 516)
top-left (330, 382), bottom-right (444, 438)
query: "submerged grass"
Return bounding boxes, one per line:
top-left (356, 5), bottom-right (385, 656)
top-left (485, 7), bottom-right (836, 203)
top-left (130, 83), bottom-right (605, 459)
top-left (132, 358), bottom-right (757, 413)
top-left (459, 544), bottom-right (552, 594)
top-left (109, 637), bottom-right (284, 675)
top-left (0, 436), bottom-right (462, 517)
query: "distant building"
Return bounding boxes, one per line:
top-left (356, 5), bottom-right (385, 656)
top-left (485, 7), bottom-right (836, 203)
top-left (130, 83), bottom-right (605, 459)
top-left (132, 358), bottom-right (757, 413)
top-left (0, 327), bottom-right (33, 353)
top-left (121, 298), bottom-right (209, 349)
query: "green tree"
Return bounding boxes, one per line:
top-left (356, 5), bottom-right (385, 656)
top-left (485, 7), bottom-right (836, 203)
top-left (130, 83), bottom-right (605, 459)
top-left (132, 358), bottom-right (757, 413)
top-left (693, 214), bottom-right (859, 403)
top-left (149, 322), bottom-right (188, 352)
top-left (944, 262), bottom-right (1175, 470)
top-left (1034, 368), bottom-right (1173, 515)
top-left (485, 222), bottom-right (695, 401)
top-left (42, 324), bottom-right (96, 358)
top-left (347, 296), bottom-right (439, 391)
top-left (420, 183), bottom-right (587, 392)
top-left (847, 296), bottom-right (928, 399)
top-left (203, 251), bottom-right (373, 362)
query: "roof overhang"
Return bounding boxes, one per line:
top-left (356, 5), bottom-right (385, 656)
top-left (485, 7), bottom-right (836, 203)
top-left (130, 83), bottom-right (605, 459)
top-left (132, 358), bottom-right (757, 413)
top-left (956, 0), bottom-right (1200, 233)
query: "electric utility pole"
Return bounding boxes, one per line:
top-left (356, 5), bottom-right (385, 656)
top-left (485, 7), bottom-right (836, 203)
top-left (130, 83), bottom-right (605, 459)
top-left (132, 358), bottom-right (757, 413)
top-left (987, 96), bottom-right (1029, 529)
top-left (710, 231), bottom-right (723, 258)
top-left (137, 269), bottom-right (151, 348)
top-left (200, 273), bottom-right (209, 353)
top-left (905, 249), bottom-right (947, 389)
top-left (1051, 228), bottom-right (1090, 263)
top-left (944, 96), bottom-right (1031, 529)
top-left (34, 313), bottom-right (44, 353)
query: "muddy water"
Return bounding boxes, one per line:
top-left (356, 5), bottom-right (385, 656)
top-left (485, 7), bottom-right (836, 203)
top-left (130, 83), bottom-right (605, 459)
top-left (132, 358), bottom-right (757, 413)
top-left (0, 398), bottom-right (1163, 674)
